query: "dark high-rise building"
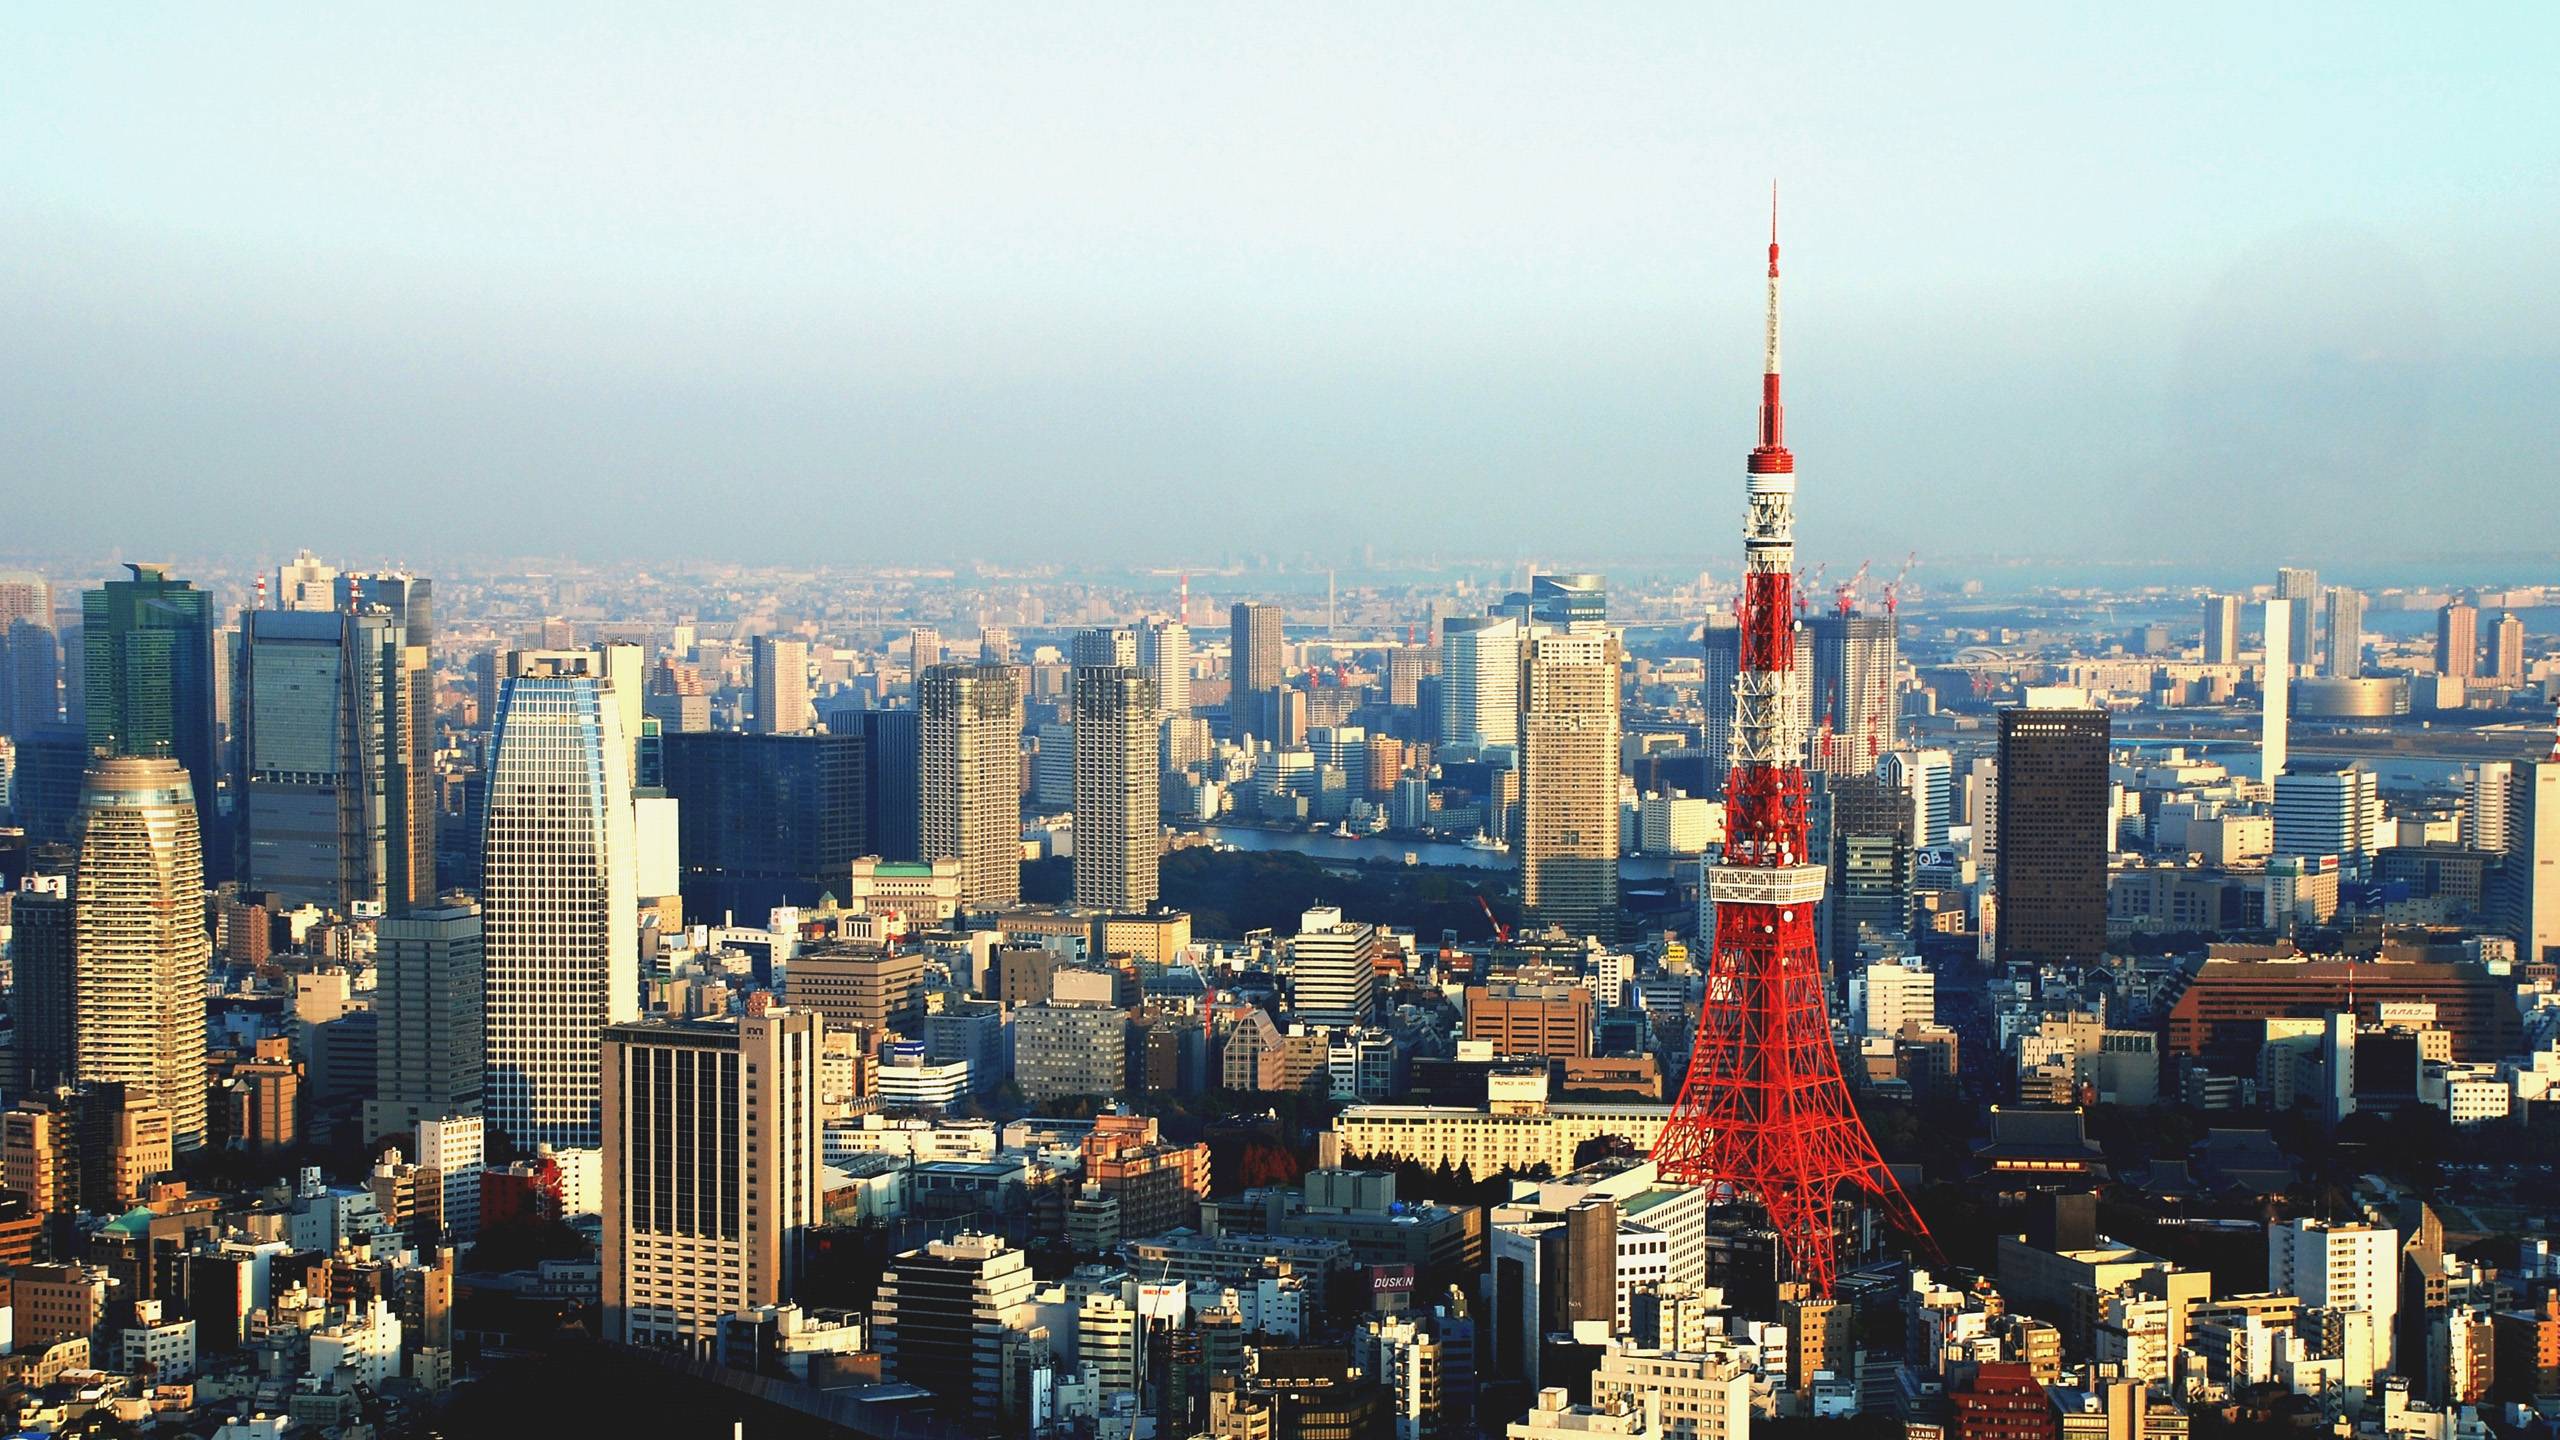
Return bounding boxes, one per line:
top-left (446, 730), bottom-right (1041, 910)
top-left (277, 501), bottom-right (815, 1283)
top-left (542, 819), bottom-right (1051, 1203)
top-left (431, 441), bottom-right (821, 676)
top-left (339, 572), bottom-right (438, 910)
top-left (828, 706), bottom-right (922, 863)
top-left (236, 604), bottom-right (436, 912)
top-left (1826, 771), bottom-right (1915, 969)
top-left (1, 619), bottom-right (61, 740)
top-left (0, 575), bottom-right (57, 741)
top-left (366, 900), bottom-right (486, 1140)
top-left (10, 877), bottom-right (76, 1095)
top-left (660, 731), bottom-right (868, 922)
top-left (1996, 706), bottom-right (2111, 965)
top-left (8, 726), bottom-right (90, 852)
top-left (83, 565), bottom-right (220, 864)
top-left (1230, 601), bottom-right (1285, 695)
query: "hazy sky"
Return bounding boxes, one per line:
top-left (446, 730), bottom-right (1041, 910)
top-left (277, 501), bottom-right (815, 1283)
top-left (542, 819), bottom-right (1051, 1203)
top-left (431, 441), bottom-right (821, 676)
top-left (5, 4), bottom-right (2553, 572)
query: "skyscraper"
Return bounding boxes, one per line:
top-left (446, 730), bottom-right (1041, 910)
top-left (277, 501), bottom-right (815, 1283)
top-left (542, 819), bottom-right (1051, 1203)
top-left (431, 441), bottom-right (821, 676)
top-left (1071, 630), bottom-right (1160, 912)
top-left (2276, 567), bottom-right (2320, 664)
top-left (10, 875), bottom-right (76, 1096)
top-left (828, 705), bottom-right (922, 862)
top-left (1517, 628), bottom-right (1621, 940)
top-left (907, 627), bottom-right (943, 678)
top-left (2491, 612), bottom-right (2526, 680)
top-left (2438, 602), bottom-right (2478, 679)
top-left (83, 565), bottom-right (219, 855)
top-left (0, 573), bottom-right (48, 634)
top-left (1383, 646), bottom-right (1426, 711)
top-left (1230, 601), bottom-right (1285, 695)
top-left (237, 605), bottom-right (430, 912)
top-left (275, 549), bottom-right (338, 611)
top-left (2493, 760), bottom-right (2560, 966)
top-left (367, 899), bottom-right (486, 1140)
top-left (1437, 615), bottom-right (1522, 751)
top-left (482, 651), bottom-right (639, 1151)
top-left (2462, 762), bottom-right (2513, 854)
top-left (2324, 587), bottom-right (2365, 678)
top-left (0, 573), bottom-right (61, 741)
top-left (1877, 747), bottom-right (1954, 849)
top-left (919, 662), bottom-right (1023, 910)
top-left (1138, 616), bottom-right (1192, 716)
top-left (659, 732), bottom-right (868, 920)
top-left (72, 757), bottom-right (211, 1151)
top-left (2273, 764), bottom-right (2379, 860)
top-left (602, 1011), bottom-right (821, 1352)
top-left (751, 635), bottom-right (814, 734)
top-left (1826, 771), bottom-right (1916, 967)
top-left (337, 571), bottom-right (438, 912)
top-left (1995, 705), bottom-right (2111, 966)
top-left (1808, 612), bottom-right (1898, 775)
top-left (2202, 594), bottom-right (2241, 664)
top-left (2263, 599), bottom-right (2291, 782)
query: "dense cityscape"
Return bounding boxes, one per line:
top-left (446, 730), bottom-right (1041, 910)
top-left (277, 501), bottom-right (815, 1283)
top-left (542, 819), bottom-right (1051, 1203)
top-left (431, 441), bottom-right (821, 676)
top-left (2, 212), bottom-right (2556, 1437)
top-left (7, 10), bottom-right (2558, 1440)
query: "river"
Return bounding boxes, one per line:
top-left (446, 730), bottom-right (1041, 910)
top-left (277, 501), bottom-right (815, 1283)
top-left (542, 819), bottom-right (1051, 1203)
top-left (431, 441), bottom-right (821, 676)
top-left (1182, 824), bottom-right (1688, 880)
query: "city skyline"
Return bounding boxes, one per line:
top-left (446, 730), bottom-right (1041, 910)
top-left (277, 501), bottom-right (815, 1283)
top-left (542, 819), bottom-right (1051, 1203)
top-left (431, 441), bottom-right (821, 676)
top-left (6, 6), bottom-right (2552, 567)
top-left (2, 15), bottom-right (2556, 1438)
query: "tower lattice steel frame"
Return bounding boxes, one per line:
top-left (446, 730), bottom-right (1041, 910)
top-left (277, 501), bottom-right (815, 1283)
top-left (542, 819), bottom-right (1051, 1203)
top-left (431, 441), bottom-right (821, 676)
top-left (1650, 196), bottom-right (1937, 1295)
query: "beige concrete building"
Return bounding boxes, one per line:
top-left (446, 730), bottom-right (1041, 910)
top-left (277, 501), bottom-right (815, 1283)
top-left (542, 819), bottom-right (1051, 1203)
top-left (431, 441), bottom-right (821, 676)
top-left (73, 757), bottom-right (210, 1151)
top-left (603, 1011), bottom-right (822, 1354)
top-left (1070, 632), bottom-right (1160, 913)
top-left (1328, 1073), bottom-right (1668, 1178)
top-left (752, 634), bottom-right (813, 734)
top-left (920, 662), bottom-right (1024, 910)
top-left (1589, 1344), bottom-right (1754, 1440)
top-left (1518, 630), bottom-right (1622, 941)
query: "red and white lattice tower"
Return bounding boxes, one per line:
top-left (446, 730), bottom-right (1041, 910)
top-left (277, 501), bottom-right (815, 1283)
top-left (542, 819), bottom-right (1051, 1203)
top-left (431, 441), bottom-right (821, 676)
top-left (1649, 195), bottom-right (1936, 1295)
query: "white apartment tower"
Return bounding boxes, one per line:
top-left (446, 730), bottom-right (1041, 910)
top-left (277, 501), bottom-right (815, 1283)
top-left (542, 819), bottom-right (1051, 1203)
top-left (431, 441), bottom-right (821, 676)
top-left (919, 662), bottom-right (1024, 910)
top-left (1439, 615), bottom-right (1523, 750)
top-left (1138, 616), bottom-right (1192, 716)
top-left (2462, 762), bottom-right (2513, 853)
top-left (2262, 600), bottom-right (2291, 782)
top-left (602, 1011), bottom-right (822, 1353)
top-left (483, 650), bottom-right (639, 1151)
top-left (2267, 1217), bottom-right (2399, 1371)
top-left (1291, 905), bottom-right (1379, 1027)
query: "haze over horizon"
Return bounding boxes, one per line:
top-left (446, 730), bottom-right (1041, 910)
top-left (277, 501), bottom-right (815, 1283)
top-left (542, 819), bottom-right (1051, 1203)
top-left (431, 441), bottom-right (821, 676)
top-left (6, 4), bottom-right (2553, 568)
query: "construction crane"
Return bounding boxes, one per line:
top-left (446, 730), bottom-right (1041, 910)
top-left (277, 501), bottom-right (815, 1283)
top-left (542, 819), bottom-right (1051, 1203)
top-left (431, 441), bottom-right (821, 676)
top-left (1883, 550), bottom-right (1919, 614)
top-left (1834, 559), bottom-right (1871, 617)
top-left (1476, 896), bottom-right (1512, 945)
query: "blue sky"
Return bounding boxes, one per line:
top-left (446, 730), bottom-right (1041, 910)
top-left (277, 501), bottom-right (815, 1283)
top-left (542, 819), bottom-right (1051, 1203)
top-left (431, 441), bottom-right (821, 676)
top-left (4, 4), bottom-right (2553, 571)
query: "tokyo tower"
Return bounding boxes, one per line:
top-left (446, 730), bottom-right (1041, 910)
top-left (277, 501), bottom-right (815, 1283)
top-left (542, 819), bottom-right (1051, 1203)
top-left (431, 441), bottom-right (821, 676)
top-left (1649, 194), bottom-right (1935, 1295)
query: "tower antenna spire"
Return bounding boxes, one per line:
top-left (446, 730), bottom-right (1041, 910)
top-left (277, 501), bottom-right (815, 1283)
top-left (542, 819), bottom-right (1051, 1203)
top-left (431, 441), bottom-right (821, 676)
top-left (1758, 180), bottom-right (1785, 446)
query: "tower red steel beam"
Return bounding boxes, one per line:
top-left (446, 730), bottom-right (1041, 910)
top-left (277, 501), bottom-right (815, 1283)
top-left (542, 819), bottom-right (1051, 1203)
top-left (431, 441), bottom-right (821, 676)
top-left (1650, 193), bottom-right (1936, 1296)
